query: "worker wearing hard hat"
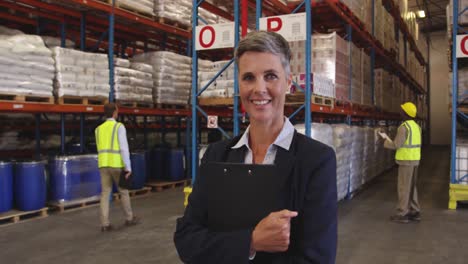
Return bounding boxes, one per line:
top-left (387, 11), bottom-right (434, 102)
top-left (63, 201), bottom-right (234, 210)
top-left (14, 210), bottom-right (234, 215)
top-left (381, 102), bottom-right (422, 223)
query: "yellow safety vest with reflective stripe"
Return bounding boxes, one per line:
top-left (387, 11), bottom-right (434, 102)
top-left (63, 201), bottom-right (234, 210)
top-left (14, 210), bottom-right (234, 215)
top-left (95, 120), bottom-right (124, 168)
top-left (395, 120), bottom-right (421, 161)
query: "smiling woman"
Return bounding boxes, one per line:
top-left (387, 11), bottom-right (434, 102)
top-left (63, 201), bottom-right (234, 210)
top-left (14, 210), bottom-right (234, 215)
top-left (174, 31), bottom-right (337, 264)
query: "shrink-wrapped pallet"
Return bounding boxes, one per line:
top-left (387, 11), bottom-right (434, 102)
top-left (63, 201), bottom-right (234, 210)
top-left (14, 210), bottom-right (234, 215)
top-left (0, 34), bottom-right (54, 97)
top-left (52, 47), bottom-right (109, 98)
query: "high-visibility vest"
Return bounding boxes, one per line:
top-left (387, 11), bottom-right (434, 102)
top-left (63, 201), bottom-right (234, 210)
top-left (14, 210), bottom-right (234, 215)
top-left (395, 120), bottom-right (421, 161)
top-left (95, 120), bottom-right (124, 168)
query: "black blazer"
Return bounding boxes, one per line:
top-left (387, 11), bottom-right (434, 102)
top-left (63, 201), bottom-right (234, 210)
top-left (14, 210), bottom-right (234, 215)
top-left (174, 131), bottom-right (337, 264)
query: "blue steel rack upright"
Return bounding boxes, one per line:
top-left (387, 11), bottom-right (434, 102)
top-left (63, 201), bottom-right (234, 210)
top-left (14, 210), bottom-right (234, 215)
top-left (190, 0), bottom-right (241, 183)
top-left (449, 0), bottom-right (468, 209)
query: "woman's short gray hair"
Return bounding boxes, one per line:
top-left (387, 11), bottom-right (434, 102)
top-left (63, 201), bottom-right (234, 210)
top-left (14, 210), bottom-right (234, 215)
top-left (234, 31), bottom-right (291, 76)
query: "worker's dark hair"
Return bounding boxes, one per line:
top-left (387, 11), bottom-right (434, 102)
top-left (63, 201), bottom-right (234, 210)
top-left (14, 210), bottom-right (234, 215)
top-left (104, 103), bottom-right (117, 118)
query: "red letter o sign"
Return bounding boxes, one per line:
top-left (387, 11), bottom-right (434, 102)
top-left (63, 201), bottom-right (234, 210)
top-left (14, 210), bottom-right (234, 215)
top-left (461, 36), bottom-right (468, 55)
top-left (199, 26), bottom-right (216, 49)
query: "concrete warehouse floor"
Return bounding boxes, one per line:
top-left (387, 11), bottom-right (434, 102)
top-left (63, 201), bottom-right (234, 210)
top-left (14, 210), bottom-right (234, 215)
top-left (1, 146), bottom-right (468, 264)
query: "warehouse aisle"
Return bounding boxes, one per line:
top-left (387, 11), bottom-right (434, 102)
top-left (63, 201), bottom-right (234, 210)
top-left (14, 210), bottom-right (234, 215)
top-left (337, 146), bottom-right (468, 264)
top-left (1, 146), bottom-right (468, 264)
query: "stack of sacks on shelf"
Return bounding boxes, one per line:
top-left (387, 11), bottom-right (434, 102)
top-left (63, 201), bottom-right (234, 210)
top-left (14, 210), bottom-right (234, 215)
top-left (198, 60), bottom-right (235, 99)
top-left (292, 73), bottom-right (335, 98)
top-left (374, 126), bottom-right (390, 174)
top-left (294, 123), bottom-right (335, 149)
top-left (350, 43), bottom-right (362, 104)
top-left (362, 0), bottom-right (373, 32)
top-left (0, 34), bottom-right (54, 97)
top-left (448, 70), bottom-right (468, 104)
top-left (41, 36), bottom-right (75, 49)
top-left (361, 50), bottom-right (372, 105)
top-left (341, 0), bottom-right (364, 24)
top-left (289, 32), bottom-right (348, 101)
top-left (52, 47), bottom-right (109, 98)
top-left (375, 69), bottom-right (394, 112)
top-left (113, 58), bottom-right (153, 103)
top-left (0, 25), bottom-right (24, 35)
top-left (361, 126), bottom-right (377, 184)
top-left (154, 0), bottom-right (228, 28)
top-left (374, 0), bottom-right (385, 47)
top-left (332, 124), bottom-right (353, 201)
top-left (383, 7), bottom-right (396, 52)
top-left (117, 0), bottom-right (154, 16)
top-left (447, 0), bottom-right (468, 37)
top-left (456, 137), bottom-right (468, 184)
top-left (133, 51), bottom-right (191, 105)
top-left (349, 126), bottom-right (364, 193)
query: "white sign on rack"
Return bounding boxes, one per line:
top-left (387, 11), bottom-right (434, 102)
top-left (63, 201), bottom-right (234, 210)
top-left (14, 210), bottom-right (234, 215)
top-left (195, 23), bottom-right (235, 50)
top-left (456, 34), bottom-right (468, 58)
top-left (259, 13), bottom-right (306, 41)
top-left (207, 115), bottom-right (218, 128)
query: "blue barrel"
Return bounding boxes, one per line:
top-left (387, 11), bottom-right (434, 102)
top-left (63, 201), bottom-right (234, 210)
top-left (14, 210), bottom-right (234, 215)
top-left (166, 149), bottom-right (185, 181)
top-left (77, 155), bottom-right (101, 197)
top-left (149, 147), bottom-right (168, 180)
top-left (49, 156), bottom-right (81, 201)
top-left (131, 151), bottom-right (147, 189)
top-left (15, 161), bottom-right (46, 211)
top-left (0, 162), bottom-right (13, 213)
top-left (49, 155), bottom-right (101, 202)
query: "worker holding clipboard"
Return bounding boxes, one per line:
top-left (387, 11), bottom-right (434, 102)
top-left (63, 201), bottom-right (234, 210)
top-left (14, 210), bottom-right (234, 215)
top-left (174, 31), bottom-right (337, 264)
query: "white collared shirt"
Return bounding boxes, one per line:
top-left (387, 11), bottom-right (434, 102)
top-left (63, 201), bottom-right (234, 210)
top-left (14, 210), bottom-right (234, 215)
top-left (231, 117), bottom-right (295, 164)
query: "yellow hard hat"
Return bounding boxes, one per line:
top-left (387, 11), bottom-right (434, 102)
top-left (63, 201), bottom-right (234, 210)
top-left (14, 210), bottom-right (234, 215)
top-left (401, 102), bottom-right (417, 118)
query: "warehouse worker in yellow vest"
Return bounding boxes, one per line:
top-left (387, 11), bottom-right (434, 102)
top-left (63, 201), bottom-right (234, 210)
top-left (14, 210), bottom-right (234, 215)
top-left (382, 102), bottom-right (421, 223)
top-left (95, 103), bottom-right (139, 232)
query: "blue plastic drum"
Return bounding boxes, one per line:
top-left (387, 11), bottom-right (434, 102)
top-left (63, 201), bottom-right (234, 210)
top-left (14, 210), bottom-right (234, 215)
top-left (149, 147), bottom-right (168, 180)
top-left (49, 156), bottom-right (81, 201)
top-left (166, 149), bottom-right (185, 181)
top-left (15, 161), bottom-right (46, 211)
top-left (0, 161), bottom-right (13, 213)
top-left (78, 155), bottom-right (101, 197)
top-left (131, 151), bottom-right (147, 189)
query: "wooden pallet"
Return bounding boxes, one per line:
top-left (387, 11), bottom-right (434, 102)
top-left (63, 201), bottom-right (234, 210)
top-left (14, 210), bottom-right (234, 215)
top-left (146, 179), bottom-right (191, 192)
top-left (155, 103), bottom-right (189, 109)
top-left (0, 94), bottom-right (54, 104)
top-left (312, 95), bottom-right (334, 107)
top-left (199, 97), bottom-right (233, 106)
top-left (157, 17), bottom-right (190, 30)
top-left (49, 196), bottom-right (100, 213)
top-left (0, 208), bottom-right (48, 226)
top-left (117, 100), bottom-right (154, 108)
top-left (113, 187), bottom-right (151, 200)
top-left (99, 0), bottom-right (155, 19)
top-left (57, 96), bottom-right (108, 106)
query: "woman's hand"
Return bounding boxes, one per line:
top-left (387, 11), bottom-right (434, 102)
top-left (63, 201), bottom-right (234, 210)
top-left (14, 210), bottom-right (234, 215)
top-left (251, 210), bottom-right (298, 253)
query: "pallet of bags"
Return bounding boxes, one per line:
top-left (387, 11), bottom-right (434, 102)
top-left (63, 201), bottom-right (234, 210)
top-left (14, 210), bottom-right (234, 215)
top-left (0, 34), bottom-right (54, 100)
top-left (332, 124), bottom-right (354, 201)
top-left (155, 0), bottom-right (224, 28)
top-left (133, 51), bottom-right (191, 106)
top-left (52, 47), bottom-right (109, 103)
top-left (198, 60), bottom-right (235, 102)
top-left (114, 58), bottom-right (153, 105)
top-left (116, 0), bottom-right (155, 17)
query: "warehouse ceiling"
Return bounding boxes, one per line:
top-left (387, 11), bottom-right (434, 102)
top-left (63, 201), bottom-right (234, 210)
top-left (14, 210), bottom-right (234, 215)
top-left (408, 0), bottom-right (449, 33)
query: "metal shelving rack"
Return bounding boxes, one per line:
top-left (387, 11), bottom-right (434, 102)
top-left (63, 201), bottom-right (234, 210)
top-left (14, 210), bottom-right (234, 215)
top-left (188, 0), bottom-right (428, 194)
top-left (449, 0), bottom-right (468, 209)
top-left (0, 0), bottom-right (202, 159)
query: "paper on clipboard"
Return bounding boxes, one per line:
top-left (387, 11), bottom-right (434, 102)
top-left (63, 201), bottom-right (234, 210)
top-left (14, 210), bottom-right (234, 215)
top-left (378, 132), bottom-right (392, 142)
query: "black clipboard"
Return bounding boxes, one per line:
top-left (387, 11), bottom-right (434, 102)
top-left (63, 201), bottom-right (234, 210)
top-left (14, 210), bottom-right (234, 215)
top-left (118, 170), bottom-right (133, 189)
top-left (200, 162), bottom-right (283, 231)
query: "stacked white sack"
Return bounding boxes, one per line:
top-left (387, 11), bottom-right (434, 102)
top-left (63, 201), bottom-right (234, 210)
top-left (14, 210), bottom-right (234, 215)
top-left (118, 0), bottom-right (154, 16)
top-left (41, 36), bottom-right (75, 49)
top-left (361, 126), bottom-right (376, 184)
top-left (113, 58), bottom-right (153, 103)
top-left (349, 126), bottom-right (364, 193)
top-left (154, 0), bottom-right (228, 28)
top-left (133, 51), bottom-right (191, 105)
top-left (52, 47), bottom-right (109, 98)
top-left (0, 34), bottom-right (54, 97)
top-left (199, 60), bottom-right (235, 99)
top-left (332, 124), bottom-right (354, 201)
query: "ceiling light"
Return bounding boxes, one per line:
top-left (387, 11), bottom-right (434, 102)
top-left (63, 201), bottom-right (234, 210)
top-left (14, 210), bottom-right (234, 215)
top-left (417, 10), bottom-right (426, 18)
